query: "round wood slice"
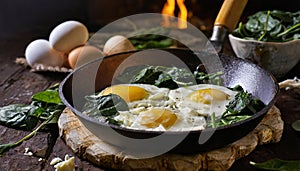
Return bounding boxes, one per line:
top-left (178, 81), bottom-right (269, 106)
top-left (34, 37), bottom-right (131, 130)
top-left (58, 106), bottom-right (283, 171)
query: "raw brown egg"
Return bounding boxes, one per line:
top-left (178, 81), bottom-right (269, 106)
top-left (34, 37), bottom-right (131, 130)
top-left (68, 45), bottom-right (103, 69)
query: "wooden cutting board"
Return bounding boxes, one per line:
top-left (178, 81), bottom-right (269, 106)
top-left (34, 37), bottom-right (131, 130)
top-left (58, 106), bottom-right (283, 171)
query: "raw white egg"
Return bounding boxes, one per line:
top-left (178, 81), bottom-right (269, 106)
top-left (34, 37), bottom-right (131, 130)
top-left (25, 39), bottom-right (64, 67)
top-left (68, 45), bottom-right (103, 69)
top-left (49, 20), bottom-right (89, 53)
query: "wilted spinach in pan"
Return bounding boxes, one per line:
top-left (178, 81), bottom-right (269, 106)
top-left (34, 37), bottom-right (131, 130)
top-left (128, 27), bottom-right (174, 49)
top-left (233, 10), bottom-right (300, 42)
top-left (130, 66), bottom-right (196, 89)
top-left (208, 85), bottom-right (265, 128)
top-left (116, 65), bottom-right (223, 89)
top-left (86, 65), bottom-right (265, 129)
top-left (82, 94), bottom-right (128, 126)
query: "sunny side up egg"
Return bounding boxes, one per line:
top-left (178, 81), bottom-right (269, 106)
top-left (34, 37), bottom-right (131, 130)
top-left (168, 84), bottom-right (237, 119)
top-left (98, 84), bottom-right (237, 131)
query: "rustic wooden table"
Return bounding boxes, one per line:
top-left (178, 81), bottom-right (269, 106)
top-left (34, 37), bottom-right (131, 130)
top-left (0, 31), bottom-right (299, 171)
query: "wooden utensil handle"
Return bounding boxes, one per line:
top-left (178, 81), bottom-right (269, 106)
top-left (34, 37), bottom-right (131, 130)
top-left (214, 0), bottom-right (248, 32)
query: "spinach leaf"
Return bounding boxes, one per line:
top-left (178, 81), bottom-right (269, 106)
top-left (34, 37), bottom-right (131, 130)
top-left (122, 65), bottom-right (223, 89)
top-left (82, 94), bottom-right (128, 125)
top-left (0, 84), bottom-right (64, 130)
top-left (114, 65), bottom-right (148, 84)
top-left (217, 115), bottom-right (252, 127)
top-left (132, 38), bottom-right (173, 50)
top-left (32, 89), bottom-right (61, 104)
top-left (233, 10), bottom-right (300, 42)
top-left (194, 71), bottom-right (223, 85)
top-left (162, 66), bottom-right (195, 86)
top-left (0, 110), bottom-right (61, 156)
top-left (155, 73), bottom-right (178, 89)
top-left (207, 114), bottom-right (252, 128)
top-left (0, 104), bottom-right (32, 128)
top-left (128, 27), bottom-right (174, 49)
top-left (0, 83), bottom-right (65, 156)
top-left (130, 66), bottom-right (196, 89)
top-left (222, 85), bottom-right (265, 118)
top-left (130, 66), bottom-right (163, 85)
top-left (250, 158), bottom-right (300, 171)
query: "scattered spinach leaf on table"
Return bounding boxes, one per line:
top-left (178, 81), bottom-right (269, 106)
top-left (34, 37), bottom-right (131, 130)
top-left (0, 110), bottom-right (61, 156)
top-left (250, 158), bottom-right (300, 171)
top-left (0, 104), bottom-right (36, 130)
top-left (0, 84), bottom-right (64, 130)
top-left (0, 84), bottom-right (65, 156)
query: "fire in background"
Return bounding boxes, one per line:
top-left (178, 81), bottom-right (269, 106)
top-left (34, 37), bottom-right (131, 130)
top-left (161, 0), bottom-right (188, 29)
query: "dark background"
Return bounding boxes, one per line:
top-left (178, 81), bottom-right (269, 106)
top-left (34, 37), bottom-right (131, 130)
top-left (1, 0), bottom-right (300, 39)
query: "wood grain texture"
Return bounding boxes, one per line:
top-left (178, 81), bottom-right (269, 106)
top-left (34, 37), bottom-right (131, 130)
top-left (58, 106), bottom-right (283, 171)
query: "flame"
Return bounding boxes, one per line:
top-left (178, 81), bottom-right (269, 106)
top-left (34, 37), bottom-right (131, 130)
top-left (161, 0), bottom-right (187, 29)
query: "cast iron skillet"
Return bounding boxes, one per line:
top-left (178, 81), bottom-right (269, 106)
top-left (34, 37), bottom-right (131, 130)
top-left (59, 48), bottom-right (279, 155)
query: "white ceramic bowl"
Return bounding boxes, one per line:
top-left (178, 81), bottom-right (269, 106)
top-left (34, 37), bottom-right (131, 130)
top-left (229, 34), bottom-right (300, 78)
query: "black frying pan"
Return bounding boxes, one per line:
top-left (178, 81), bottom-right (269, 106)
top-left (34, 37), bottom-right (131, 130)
top-left (59, 48), bottom-right (279, 155)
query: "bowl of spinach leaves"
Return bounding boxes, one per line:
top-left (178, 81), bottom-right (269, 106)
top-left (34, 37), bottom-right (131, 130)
top-left (229, 10), bottom-right (300, 78)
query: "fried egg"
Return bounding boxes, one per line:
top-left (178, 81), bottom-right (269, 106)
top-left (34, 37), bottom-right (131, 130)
top-left (169, 84), bottom-right (237, 118)
top-left (99, 84), bottom-right (237, 131)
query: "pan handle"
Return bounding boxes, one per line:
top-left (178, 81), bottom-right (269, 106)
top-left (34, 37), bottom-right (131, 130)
top-left (210, 0), bottom-right (248, 43)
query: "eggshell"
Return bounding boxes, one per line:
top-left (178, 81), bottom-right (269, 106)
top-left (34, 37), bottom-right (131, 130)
top-left (25, 39), bottom-right (64, 67)
top-left (103, 35), bottom-right (135, 55)
top-left (49, 21), bottom-right (89, 53)
top-left (68, 45), bottom-right (103, 69)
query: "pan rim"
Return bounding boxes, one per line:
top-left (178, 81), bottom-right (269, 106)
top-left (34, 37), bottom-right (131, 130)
top-left (59, 48), bottom-right (279, 135)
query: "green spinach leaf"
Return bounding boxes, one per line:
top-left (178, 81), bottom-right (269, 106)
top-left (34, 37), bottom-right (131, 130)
top-left (0, 104), bottom-right (32, 129)
top-left (155, 73), bottom-right (178, 89)
top-left (0, 84), bottom-right (66, 156)
top-left (128, 27), bottom-right (174, 49)
top-left (194, 71), bottom-right (223, 85)
top-left (222, 85), bottom-right (265, 118)
top-left (131, 66), bottom-right (163, 85)
top-left (83, 94), bottom-right (128, 125)
top-left (32, 89), bottom-right (61, 104)
top-left (0, 84), bottom-right (64, 131)
top-left (0, 110), bottom-right (61, 156)
top-left (130, 66), bottom-right (196, 89)
top-left (233, 10), bottom-right (300, 42)
top-left (250, 158), bottom-right (300, 170)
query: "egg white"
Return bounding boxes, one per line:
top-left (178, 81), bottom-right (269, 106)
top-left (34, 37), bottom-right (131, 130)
top-left (169, 84), bottom-right (237, 118)
top-left (101, 84), bottom-right (237, 131)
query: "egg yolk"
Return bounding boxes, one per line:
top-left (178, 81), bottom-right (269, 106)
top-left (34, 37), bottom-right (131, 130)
top-left (188, 88), bottom-right (229, 104)
top-left (101, 85), bottom-right (148, 102)
top-left (138, 109), bottom-right (177, 129)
